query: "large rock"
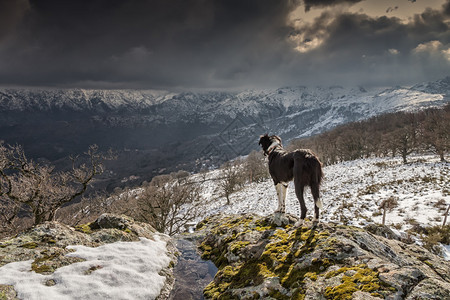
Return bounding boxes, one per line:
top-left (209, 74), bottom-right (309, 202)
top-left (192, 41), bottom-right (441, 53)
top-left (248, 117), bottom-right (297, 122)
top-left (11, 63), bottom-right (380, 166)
top-left (196, 214), bottom-right (450, 299)
top-left (0, 214), bottom-right (177, 300)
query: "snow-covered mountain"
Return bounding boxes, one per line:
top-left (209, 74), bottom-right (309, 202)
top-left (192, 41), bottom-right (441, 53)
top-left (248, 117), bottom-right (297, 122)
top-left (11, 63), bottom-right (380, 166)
top-left (0, 77), bottom-right (448, 187)
top-left (1, 78), bottom-right (448, 136)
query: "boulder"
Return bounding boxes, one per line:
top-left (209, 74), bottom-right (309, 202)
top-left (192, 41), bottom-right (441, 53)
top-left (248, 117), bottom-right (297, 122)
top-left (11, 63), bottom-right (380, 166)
top-left (196, 214), bottom-right (450, 299)
top-left (0, 214), bottom-right (177, 300)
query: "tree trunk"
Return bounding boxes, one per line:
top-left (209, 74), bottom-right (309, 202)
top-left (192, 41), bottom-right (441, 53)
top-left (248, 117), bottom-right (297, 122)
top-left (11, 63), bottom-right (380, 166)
top-left (401, 149), bottom-right (407, 164)
top-left (439, 150), bottom-right (445, 162)
top-left (443, 204), bottom-right (450, 227)
top-left (382, 207), bottom-right (386, 225)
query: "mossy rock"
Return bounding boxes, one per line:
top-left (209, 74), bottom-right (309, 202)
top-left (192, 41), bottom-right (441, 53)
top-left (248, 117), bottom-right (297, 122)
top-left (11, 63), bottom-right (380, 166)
top-left (195, 213), bottom-right (449, 300)
top-left (0, 285), bottom-right (18, 300)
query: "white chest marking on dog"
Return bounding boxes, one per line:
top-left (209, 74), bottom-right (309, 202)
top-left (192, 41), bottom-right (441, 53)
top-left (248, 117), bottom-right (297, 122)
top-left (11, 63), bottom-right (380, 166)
top-left (267, 141), bottom-right (280, 154)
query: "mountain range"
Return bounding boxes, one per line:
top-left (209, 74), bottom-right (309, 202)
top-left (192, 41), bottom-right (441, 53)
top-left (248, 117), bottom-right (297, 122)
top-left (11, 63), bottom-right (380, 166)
top-left (0, 77), bottom-right (449, 190)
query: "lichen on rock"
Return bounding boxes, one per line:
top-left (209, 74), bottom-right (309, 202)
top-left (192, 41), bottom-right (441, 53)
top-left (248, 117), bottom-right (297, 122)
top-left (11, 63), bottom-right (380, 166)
top-left (0, 214), bottom-right (177, 300)
top-left (196, 213), bottom-right (450, 299)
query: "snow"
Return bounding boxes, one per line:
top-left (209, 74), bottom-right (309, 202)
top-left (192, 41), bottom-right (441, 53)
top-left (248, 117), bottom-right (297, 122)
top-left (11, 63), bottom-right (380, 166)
top-left (444, 245), bottom-right (450, 261)
top-left (0, 235), bottom-right (171, 300)
top-left (193, 154), bottom-right (450, 260)
top-left (1, 155), bottom-right (447, 300)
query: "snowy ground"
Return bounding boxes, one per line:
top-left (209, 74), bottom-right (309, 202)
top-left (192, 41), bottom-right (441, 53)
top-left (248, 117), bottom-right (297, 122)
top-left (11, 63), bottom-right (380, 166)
top-left (0, 155), bottom-right (447, 300)
top-left (193, 154), bottom-right (450, 258)
top-left (196, 155), bottom-right (449, 227)
top-left (0, 234), bottom-right (171, 300)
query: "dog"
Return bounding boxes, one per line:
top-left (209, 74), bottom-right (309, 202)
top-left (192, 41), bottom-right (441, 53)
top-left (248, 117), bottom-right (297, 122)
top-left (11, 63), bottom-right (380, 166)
top-left (258, 134), bottom-right (323, 225)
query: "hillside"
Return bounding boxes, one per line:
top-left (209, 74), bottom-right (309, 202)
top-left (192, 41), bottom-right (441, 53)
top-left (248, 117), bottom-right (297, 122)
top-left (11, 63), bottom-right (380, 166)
top-left (194, 155), bottom-right (448, 229)
top-left (0, 78), bottom-right (448, 189)
top-left (0, 153), bottom-right (449, 299)
top-left (187, 154), bottom-right (450, 261)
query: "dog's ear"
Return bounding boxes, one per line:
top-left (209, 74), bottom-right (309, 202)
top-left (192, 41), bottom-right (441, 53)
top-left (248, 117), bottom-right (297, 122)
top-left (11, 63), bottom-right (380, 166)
top-left (258, 133), bottom-right (268, 145)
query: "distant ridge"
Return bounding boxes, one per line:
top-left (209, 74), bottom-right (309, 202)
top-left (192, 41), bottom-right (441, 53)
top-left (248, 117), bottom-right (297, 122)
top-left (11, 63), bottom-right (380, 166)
top-left (0, 77), bottom-right (448, 189)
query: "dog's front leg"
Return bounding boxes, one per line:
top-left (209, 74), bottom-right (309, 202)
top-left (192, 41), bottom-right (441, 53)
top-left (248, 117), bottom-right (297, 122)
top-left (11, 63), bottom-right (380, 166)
top-left (275, 183), bottom-right (287, 213)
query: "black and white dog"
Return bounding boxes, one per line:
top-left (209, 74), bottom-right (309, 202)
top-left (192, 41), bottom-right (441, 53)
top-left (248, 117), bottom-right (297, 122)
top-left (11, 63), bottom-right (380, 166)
top-left (259, 134), bottom-right (323, 225)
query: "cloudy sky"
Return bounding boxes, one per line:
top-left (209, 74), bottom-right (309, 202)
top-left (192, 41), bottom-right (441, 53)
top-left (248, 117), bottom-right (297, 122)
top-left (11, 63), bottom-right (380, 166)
top-left (0, 0), bottom-right (449, 90)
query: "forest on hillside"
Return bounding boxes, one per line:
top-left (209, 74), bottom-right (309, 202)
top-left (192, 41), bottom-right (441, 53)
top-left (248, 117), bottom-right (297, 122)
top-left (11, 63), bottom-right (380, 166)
top-left (289, 103), bottom-right (450, 164)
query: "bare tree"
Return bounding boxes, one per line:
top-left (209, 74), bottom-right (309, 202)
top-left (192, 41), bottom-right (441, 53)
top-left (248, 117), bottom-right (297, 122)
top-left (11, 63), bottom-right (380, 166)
top-left (421, 107), bottom-right (450, 162)
top-left (245, 150), bottom-right (269, 183)
top-left (0, 142), bottom-right (114, 236)
top-left (443, 204), bottom-right (450, 227)
top-left (379, 196), bottom-right (399, 226)
top-left (220, 160), bottom-right (246, 205)
top-left (135, 173), bottom-right (202, 235)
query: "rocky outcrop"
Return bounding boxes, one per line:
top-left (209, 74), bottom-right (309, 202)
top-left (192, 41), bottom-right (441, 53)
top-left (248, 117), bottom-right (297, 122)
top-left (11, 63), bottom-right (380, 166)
top-left (196, 213), bottom-right (450, 299)
top-left (0, 214), bottom-right (177, 300)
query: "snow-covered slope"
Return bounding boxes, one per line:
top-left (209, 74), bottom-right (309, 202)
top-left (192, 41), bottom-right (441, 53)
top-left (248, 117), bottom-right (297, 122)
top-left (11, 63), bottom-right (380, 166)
top-left (190, 154), bottom-right (449, 259)
top-left (196, 154), bottom-right (449, 229)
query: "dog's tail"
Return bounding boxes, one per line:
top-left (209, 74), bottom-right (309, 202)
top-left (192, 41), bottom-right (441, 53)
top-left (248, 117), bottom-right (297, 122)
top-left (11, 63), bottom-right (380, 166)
top-left (303, 151), bottom-right (323, 184)
top-left (297, 150), bottom-right (323, 208)
top-left (311, 154), bottom-right (323, 209)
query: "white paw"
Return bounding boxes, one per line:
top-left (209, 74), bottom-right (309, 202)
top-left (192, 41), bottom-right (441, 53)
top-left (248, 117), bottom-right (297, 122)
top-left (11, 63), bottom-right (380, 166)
top-left (275, 207), bottom-right (286, 214)
top-left (294, 219), bottom-right (304, 227)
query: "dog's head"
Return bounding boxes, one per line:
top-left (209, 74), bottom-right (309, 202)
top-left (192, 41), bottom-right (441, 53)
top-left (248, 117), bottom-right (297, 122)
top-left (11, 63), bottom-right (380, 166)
top-left (258, 134), bottom-right (282, 155)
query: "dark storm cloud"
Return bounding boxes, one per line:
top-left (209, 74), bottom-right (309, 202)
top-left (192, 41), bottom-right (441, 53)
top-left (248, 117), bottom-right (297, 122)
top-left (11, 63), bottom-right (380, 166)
top-left (0, 0), bottom-right (449, 89)
top-left (0, 0), bottom-right (300, 89)
top-left (303, 0), bottom-right (363, 12)
top-left (444, 0), bottom-right (450, 15)
top-left (0, 0), bottom-right (30, 41)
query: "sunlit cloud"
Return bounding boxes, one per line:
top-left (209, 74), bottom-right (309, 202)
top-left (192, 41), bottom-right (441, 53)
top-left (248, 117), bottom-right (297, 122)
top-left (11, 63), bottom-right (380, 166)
top-left (388, 48), bottom-right (400, 55)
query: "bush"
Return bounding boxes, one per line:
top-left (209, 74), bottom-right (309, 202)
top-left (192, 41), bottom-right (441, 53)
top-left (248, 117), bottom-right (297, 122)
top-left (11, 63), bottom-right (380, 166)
top-left (409, 224), bottom-right (450, 255)
top-left (0, 143), bottom-right (114, 237)
top-left (134, 172), bottom-right (202, 235)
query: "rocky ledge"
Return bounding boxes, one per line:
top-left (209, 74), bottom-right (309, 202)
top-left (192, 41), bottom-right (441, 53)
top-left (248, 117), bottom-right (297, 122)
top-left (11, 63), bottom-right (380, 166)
top-left (0, 214), bottom-right (177, 300)
top-left (196, 213), bottom-right (450, 300)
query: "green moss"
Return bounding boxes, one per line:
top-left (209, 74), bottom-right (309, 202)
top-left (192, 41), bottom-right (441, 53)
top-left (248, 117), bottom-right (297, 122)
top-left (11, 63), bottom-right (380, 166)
top-left (281, 258), bottom-right (332, 288)
top-left (75, 223), bottom-right (93, 234)
top-left (31, 263), bottom-right (53, 274)
top-left (324, 265), bottom-right (388, 299)
top-left (229, 241), bottom-right (250, 254)
top-left (291, 288), bottom-right (306, 300)
top-left (204, 260), bottom-right (279, 299)
top-left (304, 272), bottom-right (318, 281)
top-left (196, 217), bottom-right (211, 230)
top-left (20, 242), bottom-right (38, 249)
top-left (268, 288), bottom-right (290, 300)
top-left (204, 265), bottom-right (241, 299)
top-left (325, 280), bottom-right (358, 300)
top-left (199, 241), bottom-right (213, 259)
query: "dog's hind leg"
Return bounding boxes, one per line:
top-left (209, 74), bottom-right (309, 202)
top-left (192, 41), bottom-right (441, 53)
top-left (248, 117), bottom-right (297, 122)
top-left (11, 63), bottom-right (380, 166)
top-left (311, 183), bottom-right (322, 223)
top-left (275, 183), bottom-right (287, 213)
top-left (294, 183), bottom-right (307, 226)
